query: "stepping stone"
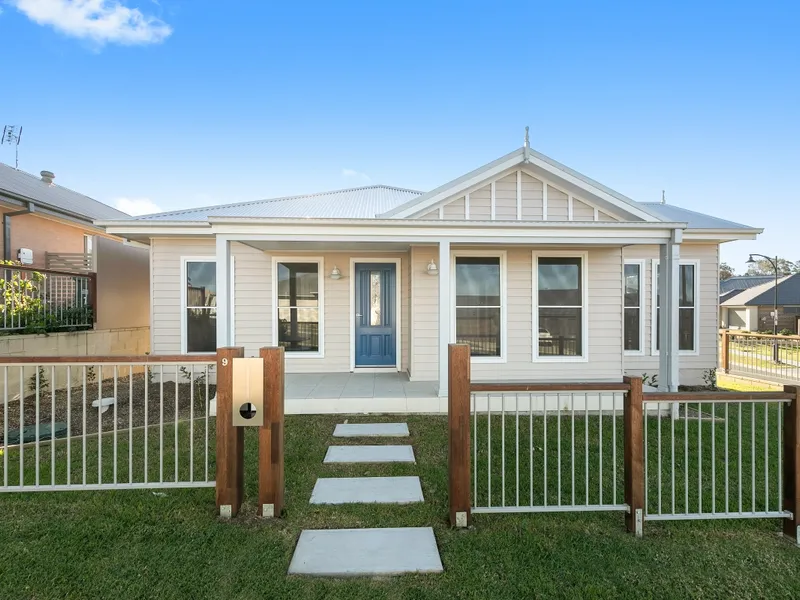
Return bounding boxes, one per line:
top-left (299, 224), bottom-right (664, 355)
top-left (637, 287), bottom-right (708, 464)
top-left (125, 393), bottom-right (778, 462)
top-left (288, 527), bottom-right (443, 576)
top-left (333, 423), bottom-right (409, 438)
top-left (310, 476), bottom-right (423, 505)
top-left (323, 445), bottom-right (415, 464)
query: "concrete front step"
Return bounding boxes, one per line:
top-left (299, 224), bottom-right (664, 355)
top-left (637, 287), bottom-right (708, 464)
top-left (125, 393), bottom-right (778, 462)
top-left (288, 527), bottom-right (443, 576)
top-left (333, 423), bottom-right (409, 438)
top-left (310, 476), bottom-right (423, 505)
top-left (323, 445), bottom-right (415, 464)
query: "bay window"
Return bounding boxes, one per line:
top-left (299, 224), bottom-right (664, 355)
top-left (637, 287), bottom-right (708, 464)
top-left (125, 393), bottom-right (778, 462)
top-left (454, 255), bottom-right (504, 358)
top-left (535, 254), bottom-right (586, 359)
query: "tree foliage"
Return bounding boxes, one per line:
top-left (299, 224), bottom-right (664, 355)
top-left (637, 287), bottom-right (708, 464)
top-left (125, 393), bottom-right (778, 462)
top-left (744, 258), bottom-right (800, 277)
top-left (719, 262), bottom-right (735, 280)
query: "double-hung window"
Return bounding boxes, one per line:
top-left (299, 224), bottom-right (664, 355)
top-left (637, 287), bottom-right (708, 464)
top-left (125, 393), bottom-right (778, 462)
top-left (653, 262), bottom-right (697, 352)
top-left (624, 262), bottom-right (644, 353)
top-left (274, 260), bottom-right (322, 354)
top-left (184, 260), bottom-right (217, 353)
top-left (535, 253), bottom-right (586, 359)
top-left (454, 255), bottom-right (504, 359)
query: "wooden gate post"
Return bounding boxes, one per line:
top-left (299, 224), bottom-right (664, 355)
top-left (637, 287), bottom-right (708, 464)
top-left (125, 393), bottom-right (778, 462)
top-left (623, 376), bottom-right (644, 537)
top-left (259, 347), bottom-right (285, 518)
top-left (216, 346), bottom-right (245, 518)
top-left (784, 385), bottom-right (800, 544)
top-left (448, 343), bottom-right (471, 528)
top-left (721, 330), bottom-right (730, 373)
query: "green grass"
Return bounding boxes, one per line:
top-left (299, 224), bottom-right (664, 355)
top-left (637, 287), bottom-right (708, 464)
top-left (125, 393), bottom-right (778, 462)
top-left (0, 414), bottom-right (798, 599)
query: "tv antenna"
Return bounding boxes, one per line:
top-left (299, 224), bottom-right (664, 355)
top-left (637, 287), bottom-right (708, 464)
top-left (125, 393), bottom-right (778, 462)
top-left (2, 126), bottom-right (23, 169)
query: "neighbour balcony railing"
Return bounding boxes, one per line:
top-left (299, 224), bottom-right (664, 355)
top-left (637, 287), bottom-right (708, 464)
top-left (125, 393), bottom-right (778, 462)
top-left (45, 252), bottom-right (93, 273)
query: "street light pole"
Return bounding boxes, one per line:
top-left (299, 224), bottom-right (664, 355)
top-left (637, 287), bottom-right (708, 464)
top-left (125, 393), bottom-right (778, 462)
top-left (746, 253), bottom-right (780, 362)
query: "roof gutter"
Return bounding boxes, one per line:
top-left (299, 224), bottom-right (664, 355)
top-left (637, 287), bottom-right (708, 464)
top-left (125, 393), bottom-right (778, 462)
top-left (0, 188), bottom-right (103, 228)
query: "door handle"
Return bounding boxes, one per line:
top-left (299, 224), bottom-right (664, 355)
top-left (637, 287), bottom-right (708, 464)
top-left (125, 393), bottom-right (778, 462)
top-left (356, 313), bottom-right (363, 317)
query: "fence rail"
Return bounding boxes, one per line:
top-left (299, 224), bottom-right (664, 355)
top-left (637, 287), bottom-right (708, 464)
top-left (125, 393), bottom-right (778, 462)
top-left (0, 357), bottom-right (216, 492)
top-left (1, 265), bottom-right (95, 332)
top-left (45, 252), bottom-right (93, 273)
top-left (721, 329), bottom-right (800, 384)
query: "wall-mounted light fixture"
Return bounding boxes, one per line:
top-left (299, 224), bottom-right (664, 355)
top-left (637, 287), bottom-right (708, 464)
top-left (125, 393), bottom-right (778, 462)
top-left (330, 265), bottom-right (343, 280)
top-left (426, 259), bottom-right (439, 276)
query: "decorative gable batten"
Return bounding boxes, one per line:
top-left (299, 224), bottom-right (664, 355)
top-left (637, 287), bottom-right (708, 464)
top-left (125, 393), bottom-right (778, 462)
top-left (516, 171), bottom-right (522, 220)
top-left (542, 182), bottom-right (548, 221)
top-left (567, 195), bottom-right (574, 221)
top-left (465, 193), bottom-right (470, 219)
top-left (490, 181), bottom-right (496, 220)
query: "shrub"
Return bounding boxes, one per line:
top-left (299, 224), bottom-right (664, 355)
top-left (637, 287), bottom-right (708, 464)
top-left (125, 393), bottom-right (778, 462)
top-left (702, 368), bottom-right (717, 390)
top-left (779, 328), bottom-right (793, 336)
top-left (642, 373), bottom-right (658, 387)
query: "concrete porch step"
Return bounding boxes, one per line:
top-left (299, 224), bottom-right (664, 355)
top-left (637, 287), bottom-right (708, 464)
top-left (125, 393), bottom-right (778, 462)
top-left (310, 476), bottom-right (423, 505)
top-left (288, 527), bottom-right (443, 576)
top-left (333, 423), bottom-right (409, 438)
top-left (323, 445), bottom-right (415, 464)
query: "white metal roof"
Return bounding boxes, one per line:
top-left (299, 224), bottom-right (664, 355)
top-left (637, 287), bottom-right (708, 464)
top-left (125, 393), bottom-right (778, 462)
top-left (0, 162), bottom-right (130, 221)
top-left (640, 203), bottom-right (754, 230)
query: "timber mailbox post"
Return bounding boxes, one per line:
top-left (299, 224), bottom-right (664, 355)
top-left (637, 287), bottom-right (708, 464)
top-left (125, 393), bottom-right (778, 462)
top-left (215, 346), bottom-right (285, 519)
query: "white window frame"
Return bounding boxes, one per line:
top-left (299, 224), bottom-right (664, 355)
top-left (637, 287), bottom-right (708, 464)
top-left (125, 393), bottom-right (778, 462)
top-left (451, 250), bottom-right (507, 364)
top-left (180, 256), bottom-right (235, 355)
top-left (271, 256), bottom-right (325, 359)
top-left (623, 259), bottom-right (646, 356)
top-left (651, 259), bottom-right (700, 356)
top-left (533, 250), bottom-right (589, 363)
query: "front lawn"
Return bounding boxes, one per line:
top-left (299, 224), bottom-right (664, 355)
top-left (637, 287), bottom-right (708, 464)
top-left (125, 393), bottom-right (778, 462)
top-left (0, 412), bottom-right (798, 599)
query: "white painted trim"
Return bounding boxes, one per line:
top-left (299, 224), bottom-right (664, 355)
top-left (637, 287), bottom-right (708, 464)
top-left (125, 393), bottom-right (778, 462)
top-left (594, 207), bottom-right (600, 221)
top-left (180, 254), bottom-right (235, 355)
top-left (438, 241), bottom-right (451, 396)
top-left (464, 193), bottom-right (470, 220)
top-left (543, 183), bottom-right (549, 221)
top-left (532, 250), bottom-right (589, 363)
top-left (348, 257), bottom-right (402, 372)
top-left (271, 256), bottom-right (325, 359)
top-left (438, 207), bottom-right (444, 220)
top-left (451, 249), bottom-right (508, 364)
top-left (623, 259), bottom-right (646, 356)
top-left (567, 194), bottom-right (573, 221)
top-left (490, 181), bottom-right (496, 220)
top-left (516, 170), bottom-right (522, 220)
top-left (149, 241), bottom-right (155, 355)
top-left (651, 259), bottom-right (700, 356)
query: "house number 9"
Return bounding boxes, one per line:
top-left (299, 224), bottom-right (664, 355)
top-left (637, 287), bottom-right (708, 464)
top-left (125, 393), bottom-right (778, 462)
top-left (222, 358), bottom-right (229, 367)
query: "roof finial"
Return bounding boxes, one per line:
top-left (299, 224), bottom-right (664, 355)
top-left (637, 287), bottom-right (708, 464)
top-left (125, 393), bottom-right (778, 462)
top-left (661, 189), bottom-right (666, 205)
top-left (523, 125), bottom-right (530, 161)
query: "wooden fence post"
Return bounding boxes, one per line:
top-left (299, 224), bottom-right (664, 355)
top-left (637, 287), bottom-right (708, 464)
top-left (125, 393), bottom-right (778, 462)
top-left (216, 346), bottom-right (245, 518)
top-left (448, 343), bottom-right (471, 528)
top-left (624, 376), bottom-right (644, 537)
top-left (784, 385), bottom-right (800, 544)
top-left (259, 347), bottom-right (285, 518)
top-left (721, 329), bottom-right (730, 373)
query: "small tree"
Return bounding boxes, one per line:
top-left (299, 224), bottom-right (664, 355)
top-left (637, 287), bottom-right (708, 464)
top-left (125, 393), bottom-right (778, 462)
top-left (719, 262), bottom-right (735, 281)
top-left (0, 260), bottom-right (45, 326)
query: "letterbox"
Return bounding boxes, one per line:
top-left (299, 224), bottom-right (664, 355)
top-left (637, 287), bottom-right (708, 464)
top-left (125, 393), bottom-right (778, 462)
top-left (231, 357), bottom-right (264, 426)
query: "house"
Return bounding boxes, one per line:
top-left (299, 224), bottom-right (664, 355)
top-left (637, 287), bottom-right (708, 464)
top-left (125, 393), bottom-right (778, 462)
top-left (99, 139), bottom-right (761, 408)
top-left (720, 273), bottom-right (800, 333)
top-left (0, 163), bottom-right (150, 331)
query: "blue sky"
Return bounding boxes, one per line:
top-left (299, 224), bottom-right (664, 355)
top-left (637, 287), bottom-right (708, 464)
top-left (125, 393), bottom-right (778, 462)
top-left (2, 0), bottom-right (798, 271)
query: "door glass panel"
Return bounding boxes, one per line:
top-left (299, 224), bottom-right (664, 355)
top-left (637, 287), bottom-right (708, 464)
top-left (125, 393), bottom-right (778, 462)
top-left (370, 271), bottom-right (381, 326)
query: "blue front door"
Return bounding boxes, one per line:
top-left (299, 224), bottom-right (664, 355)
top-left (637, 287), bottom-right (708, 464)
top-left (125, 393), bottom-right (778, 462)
top-left (355, 263), bottom-right (396, 367)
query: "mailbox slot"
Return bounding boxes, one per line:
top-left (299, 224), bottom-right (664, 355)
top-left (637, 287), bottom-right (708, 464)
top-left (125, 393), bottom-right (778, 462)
top-left (232, 357), bottom-right (264, 426)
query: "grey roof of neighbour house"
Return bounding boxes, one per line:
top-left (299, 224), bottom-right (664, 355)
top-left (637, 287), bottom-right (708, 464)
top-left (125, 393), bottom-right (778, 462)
top-left (721, 273), bottom-right (800, 307)
top-left (640, 203), bottom-right (753, 230)
top-left (720, 276), bottom-right (774, 293)
top-left (0, 162), bottom-right (130, 221)
top-left (133, 185), bottom-right (423, 221)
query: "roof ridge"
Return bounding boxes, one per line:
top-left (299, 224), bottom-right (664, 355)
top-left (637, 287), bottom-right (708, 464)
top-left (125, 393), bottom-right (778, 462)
top-left (134, 184), bottom-right (423, 220)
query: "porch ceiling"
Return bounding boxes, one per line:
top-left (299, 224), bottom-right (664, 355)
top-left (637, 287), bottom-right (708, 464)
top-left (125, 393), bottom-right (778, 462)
top-left (238, 240), bottom-right (412, 252)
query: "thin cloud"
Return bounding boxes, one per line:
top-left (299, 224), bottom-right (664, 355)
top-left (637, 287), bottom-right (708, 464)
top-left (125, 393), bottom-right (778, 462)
top-left (10, 0), bottom-right (172, 46)
top-left (114, 197), bottom-right (161, 216)
top-left (341, 168), bottom-right (371, 184)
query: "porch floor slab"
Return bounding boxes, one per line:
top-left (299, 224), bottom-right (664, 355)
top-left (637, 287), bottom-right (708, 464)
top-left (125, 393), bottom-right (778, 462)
top-left (333, 423), bottom-right (409, 437)
top-left (323, 445), bottom-right (416, 464)
top-left (288, 527), bottom-right (443, 576)
top-left (285, 372), bottom-right (437, 400)
top-left (309, 476), bottom-right (423, 504)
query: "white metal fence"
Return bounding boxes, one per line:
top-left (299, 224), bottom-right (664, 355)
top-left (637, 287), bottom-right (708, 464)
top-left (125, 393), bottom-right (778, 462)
top-left (642, 397), bottom-right (792, 521)
top-left (470, 388), bottom-right (628, 514)
top-left (723, 331), bottom-right (800, 384)
top-left (0, 359), bottom-right (216, 492)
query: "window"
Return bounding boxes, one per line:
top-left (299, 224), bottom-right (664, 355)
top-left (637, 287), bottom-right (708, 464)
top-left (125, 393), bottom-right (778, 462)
top-left (535, 254), bottom-right (585, 358)
top-left (454, 255), bottom-right (503, 358)
top-left (654, 262), bottom-right (697, 352)
top-left (185, 261), bottom-right (217, 353)
top-left (275, 261), bottom-right (321, 354)
top-left (84, 234), bottom-right (93, 254)
top-left (624, 262), bottom-right (644, 352)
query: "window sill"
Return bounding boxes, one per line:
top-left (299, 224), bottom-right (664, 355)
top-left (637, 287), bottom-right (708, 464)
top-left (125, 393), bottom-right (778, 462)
top-left (533, 356), bottom-right (589, 363)
top-left (284, 352), bottom-right (325, 359)
top-left (470, 356), bottom-right (507, 365)
top-left (624, 350), bottom-right (646, 357)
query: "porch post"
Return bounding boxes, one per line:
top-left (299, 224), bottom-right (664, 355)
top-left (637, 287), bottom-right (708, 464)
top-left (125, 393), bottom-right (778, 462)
top-left (216, 236), bottom-right (232, 348)
top-left (658, 229), bottom-right (681, 393)
top-left (438, 240), bottom-right (451, 397)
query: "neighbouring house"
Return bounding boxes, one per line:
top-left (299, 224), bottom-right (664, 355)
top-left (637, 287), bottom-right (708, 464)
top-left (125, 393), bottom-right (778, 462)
top-left (0, 162), bottom-right (150, 332)
top-left (99, 140), bottom-right (761, 407)
top-left (720, 273), bottom-right (800, 334)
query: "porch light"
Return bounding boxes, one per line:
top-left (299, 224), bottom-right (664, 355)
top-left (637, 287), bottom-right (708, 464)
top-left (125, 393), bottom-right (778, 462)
top-left (426, 259), bottom-right (439, 276)
top-left (330, 266), bottom-right (342, 280)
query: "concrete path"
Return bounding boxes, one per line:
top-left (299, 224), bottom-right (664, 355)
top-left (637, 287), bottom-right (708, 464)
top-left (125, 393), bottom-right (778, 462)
top-left (310, 476), bottom-right (423, 505)
top-left (288, 527), bottom-right (443, 576)
top-left (324, 444), bottom-right (416, 464)
top-left (333, 423), bottom-right (410, 437)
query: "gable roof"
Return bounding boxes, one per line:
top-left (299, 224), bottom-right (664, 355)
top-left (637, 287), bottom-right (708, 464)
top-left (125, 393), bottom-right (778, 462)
top-left (721, 273), bottom-right (800, 307)
top-left (640, 203), bottom-right (753, 231)
top-left (720, 275), bottom-right (774, 294)
top-left (132, 185), bottom-right (422, 221)
top-left (0, 162), bottom-right (130, 222)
